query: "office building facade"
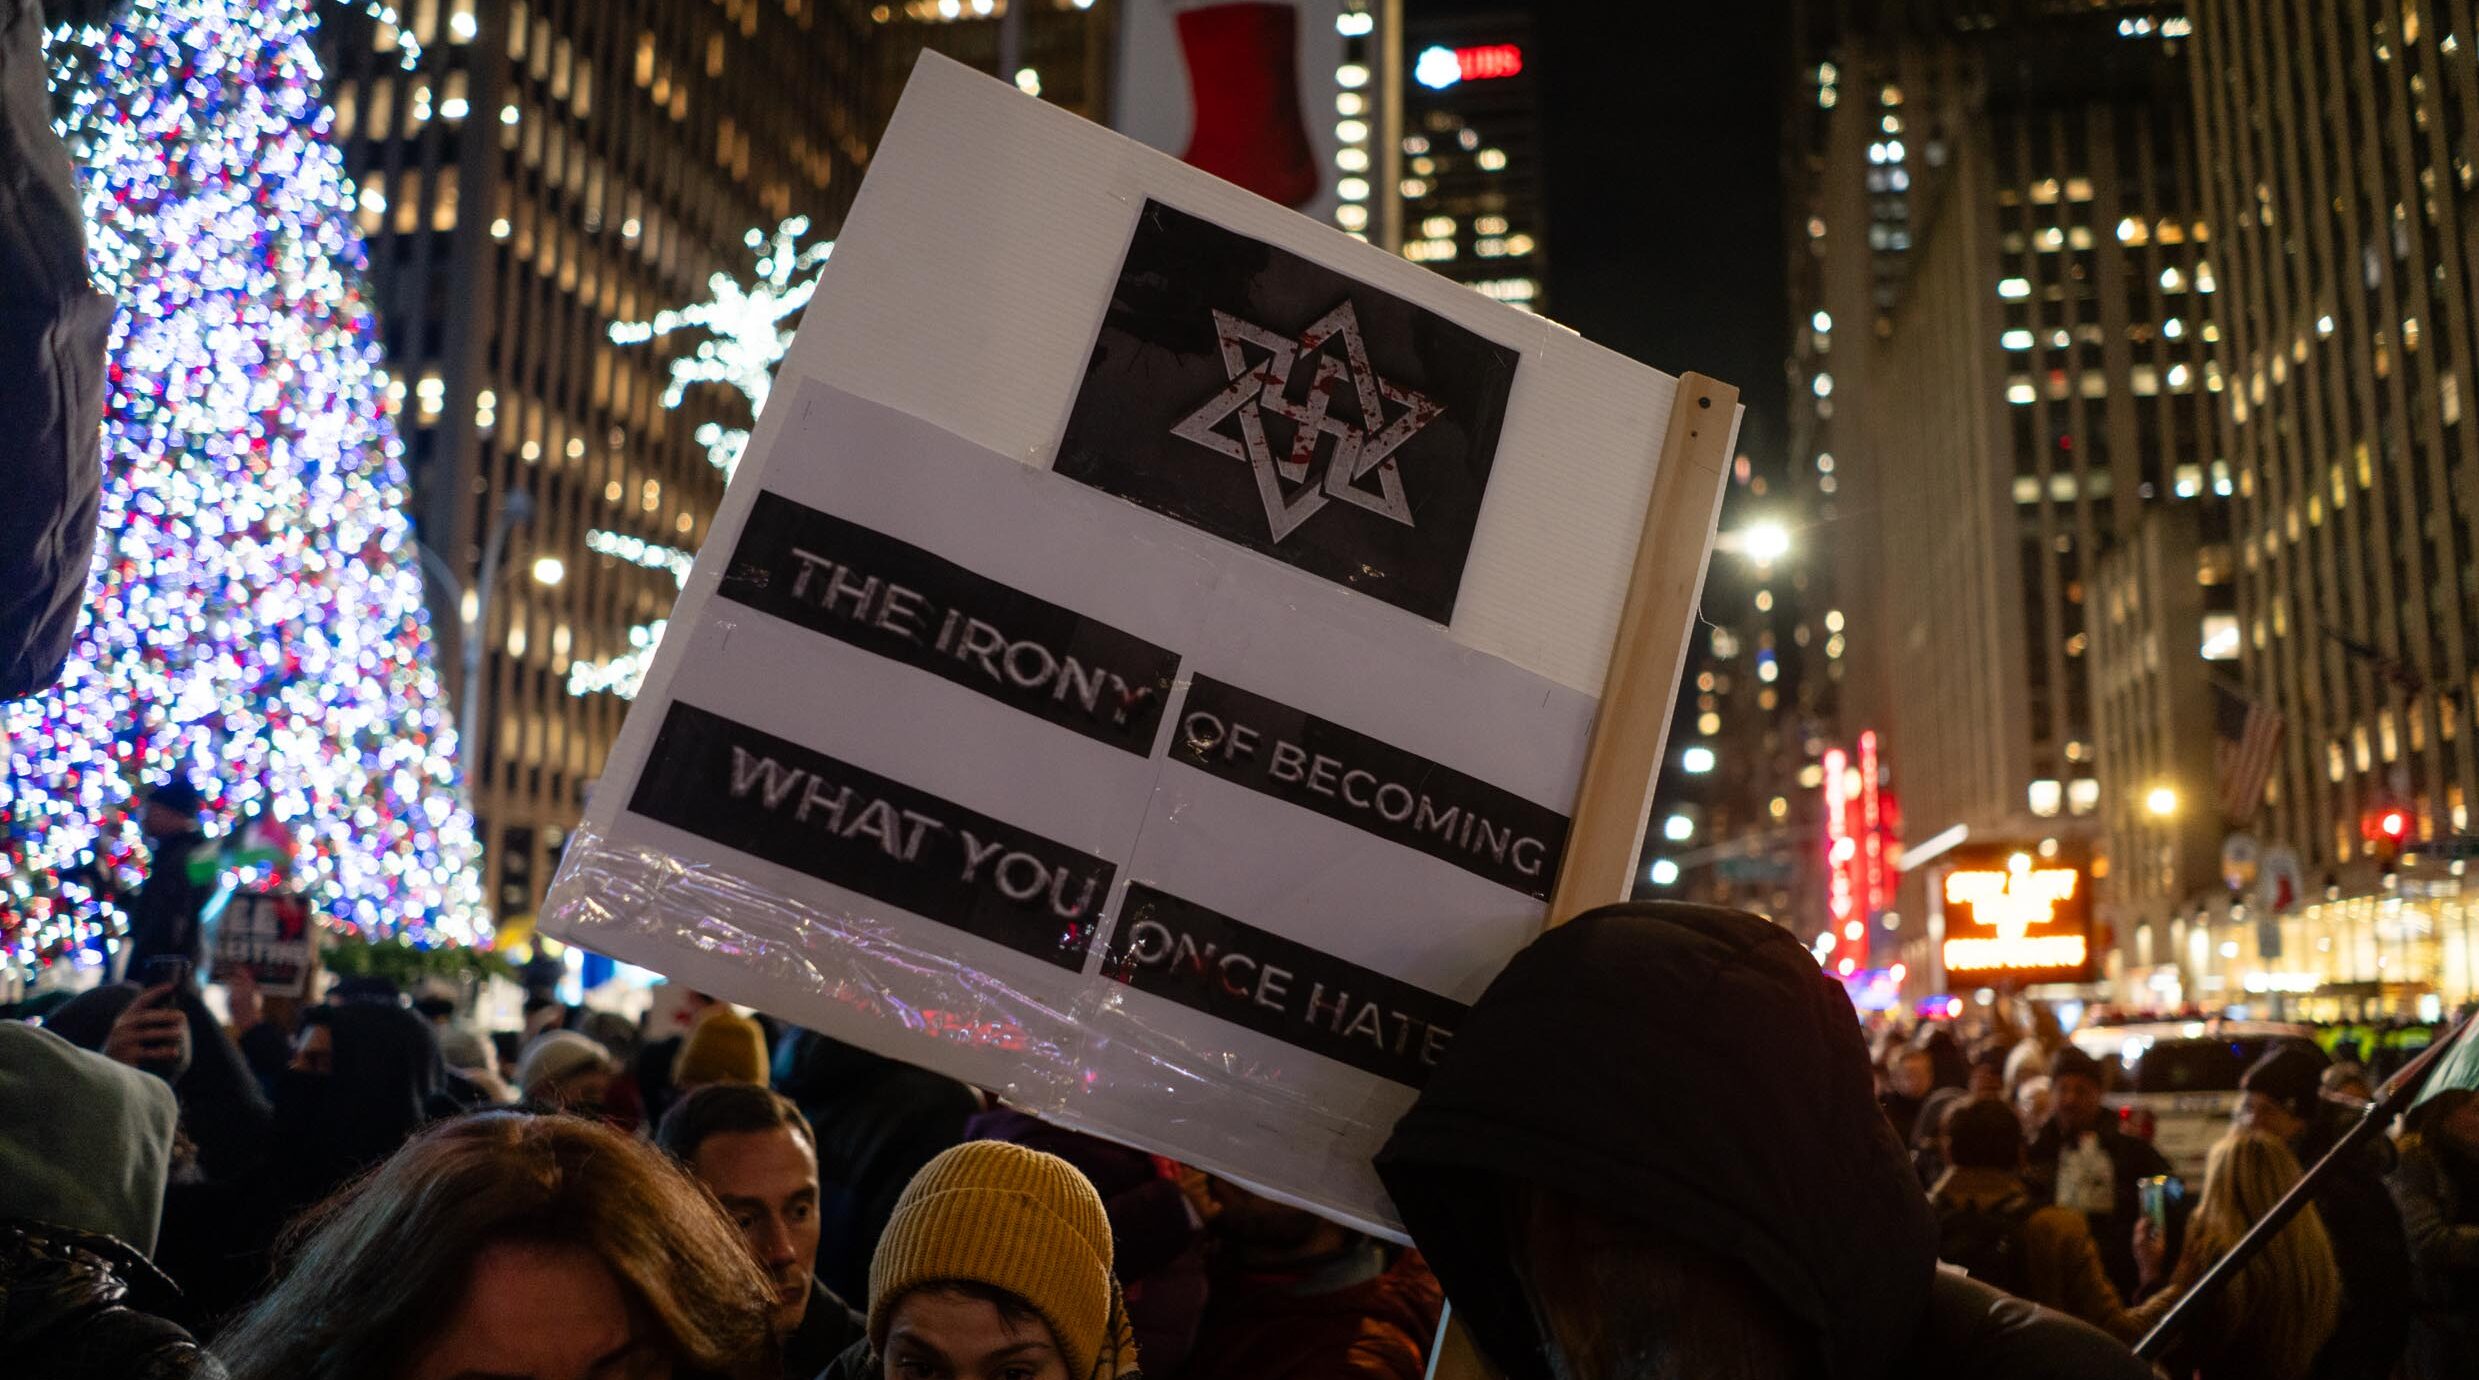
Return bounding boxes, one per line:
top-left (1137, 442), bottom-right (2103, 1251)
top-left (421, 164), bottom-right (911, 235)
top-left (1794, 7), bottom-right (2228, 990)
top-left (2179, 0), bottom-right (2479, 1010)
top-left (1396, 9), bottom-right (1543, 312)
top-left (317, 0), bottom-right (871, 920)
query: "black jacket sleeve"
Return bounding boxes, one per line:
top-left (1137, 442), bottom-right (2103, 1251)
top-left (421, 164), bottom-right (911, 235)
top-left (0, 0), bottom-right (116, 700)
top-left (167, 986), bottom-right (273, 1181)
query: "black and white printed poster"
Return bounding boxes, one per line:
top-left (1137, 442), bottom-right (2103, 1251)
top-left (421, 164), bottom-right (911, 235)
top-left (542, 55), bottom-right (1729, 1242)
top-left (546, 379), bottom-right (1595, 1240)
top-left (1056, 201), bottom-right (1520, 623)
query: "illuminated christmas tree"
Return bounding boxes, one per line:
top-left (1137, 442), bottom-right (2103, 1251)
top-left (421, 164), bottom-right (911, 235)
top-left (2, 0), bottom-right (482, 965)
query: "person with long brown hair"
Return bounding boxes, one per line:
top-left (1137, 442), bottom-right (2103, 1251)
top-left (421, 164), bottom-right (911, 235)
top-left (2124, 1125), bottom-right (2343, 1380)
top-left (215, 1111), bottom-right (777, 1380)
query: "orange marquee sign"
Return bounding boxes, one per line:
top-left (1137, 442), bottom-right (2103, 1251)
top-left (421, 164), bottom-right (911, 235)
top-left (1939, 846), bottom-right (2095, 985)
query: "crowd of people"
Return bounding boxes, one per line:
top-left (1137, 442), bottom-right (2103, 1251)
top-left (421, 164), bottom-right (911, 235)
top-left (4, 899), bottom-right (2477, 1379)
top-left (1873, 1002), bottom-right (2479, 1380)
top-left (1, 947), bottom-right (1453, 1380)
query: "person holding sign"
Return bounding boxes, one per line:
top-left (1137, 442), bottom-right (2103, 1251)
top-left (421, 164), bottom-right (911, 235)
top-left (1374, 903), bottom-right (2156, 1379)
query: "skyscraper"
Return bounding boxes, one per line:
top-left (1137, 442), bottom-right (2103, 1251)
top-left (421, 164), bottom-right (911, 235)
top-left (1794, 6), bottom-right (2224, 991)
top-left (315, 0), bottom-right (870, 920)
top-left (2181, 0), bottom-right (2479, 1009)
top-left (1396, 9), bottom-right (1543, 312)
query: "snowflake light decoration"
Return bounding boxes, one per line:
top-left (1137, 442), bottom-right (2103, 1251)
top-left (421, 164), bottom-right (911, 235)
top-left (610, 216), bottom-right (832, 480)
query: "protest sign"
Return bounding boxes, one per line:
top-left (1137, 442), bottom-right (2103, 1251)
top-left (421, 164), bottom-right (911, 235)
top-left (540, 53), bottom-right (1736, 1236)
top-left (212, 891), bottom-right (313, 997)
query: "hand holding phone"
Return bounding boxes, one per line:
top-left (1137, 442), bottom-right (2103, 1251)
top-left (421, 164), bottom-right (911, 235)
top-left (140, 955), bottom-right (192, 990)
top-left (103, 982), bottom-right (192, 1073)
top-left (2137, 1173), bottom-right (2183, 1235)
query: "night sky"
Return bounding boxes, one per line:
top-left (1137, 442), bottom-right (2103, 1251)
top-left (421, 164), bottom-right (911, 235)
top-left (1429, 0), bottom-right (1794, 462)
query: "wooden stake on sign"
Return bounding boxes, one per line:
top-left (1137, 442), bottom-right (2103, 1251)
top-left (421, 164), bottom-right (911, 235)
top-left (1424, 372), bottom-right (1741, 1380)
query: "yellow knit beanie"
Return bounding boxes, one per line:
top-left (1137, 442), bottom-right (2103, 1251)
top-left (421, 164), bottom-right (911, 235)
top-left (867, 1140), bottom-right (1137, 1379)
top-left (672, 1008), bottom-right (769, 1089)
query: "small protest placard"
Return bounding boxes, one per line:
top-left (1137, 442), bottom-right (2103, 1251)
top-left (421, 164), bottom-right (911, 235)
top-left (541, 55), bottom-right (1734, 1235)
top-left (213, 891), bottom-right (313, 997)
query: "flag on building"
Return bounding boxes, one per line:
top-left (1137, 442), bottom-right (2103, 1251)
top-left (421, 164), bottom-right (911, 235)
top-left (2214, 681), bottom-right (2285, 822)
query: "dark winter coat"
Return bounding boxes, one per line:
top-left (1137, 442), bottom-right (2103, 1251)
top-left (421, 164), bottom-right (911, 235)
top-left (773, 1028), bottom-right (979, 1303)
top-left (2389, 1133), bottom-right (2479, 1380)
top-left (1177, 1242), bottom-right (1442, 1380)
top-left (2025, 1110), bottom-right (2172, 1297)
top-left (2293, 1107), bottom-right (2411, 1380)
top-left (1374, 903), bottom-right (2154, 1380)
top-left (0, 0), bottom-right (120, 700)
top-left (781, 1277), bottom-right (866, 1380)
top-left (0, 1221), bottom-right (224, 1379)
top-left (124, 831), bottom-right (213, 974)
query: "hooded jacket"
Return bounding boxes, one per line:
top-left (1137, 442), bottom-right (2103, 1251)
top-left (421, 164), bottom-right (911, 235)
top-left (0, 1023), bottom-right (222, 1377)
top-left (1374, 903), bottom-right (2153, 1380)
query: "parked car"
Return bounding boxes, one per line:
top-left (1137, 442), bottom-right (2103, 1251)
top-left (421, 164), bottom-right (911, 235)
top-left (2068, 1020), bottom-right (2319, 1179)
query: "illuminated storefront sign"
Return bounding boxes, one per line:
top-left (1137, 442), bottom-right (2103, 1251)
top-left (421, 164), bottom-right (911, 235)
top-left (1939, 846), bottom-right (2096, 985)
top-left (1820, 730), bottom-right (1899, 977)
top-left (1413, 43), bottom-right (1526, 90)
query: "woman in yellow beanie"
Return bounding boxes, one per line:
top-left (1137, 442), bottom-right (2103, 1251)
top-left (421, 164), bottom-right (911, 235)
top-left (820, 1139), bottom-right (1140, 1379)
top-left (674, 1005), bottom-right (772, 1093)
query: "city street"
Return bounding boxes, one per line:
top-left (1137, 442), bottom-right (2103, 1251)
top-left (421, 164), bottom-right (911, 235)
top-left (3, 3), bottom-right (2477, 1379)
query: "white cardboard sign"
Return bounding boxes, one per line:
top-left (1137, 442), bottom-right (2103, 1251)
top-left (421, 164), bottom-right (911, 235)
top-left (541, 55), bottom-right (1732, 1234)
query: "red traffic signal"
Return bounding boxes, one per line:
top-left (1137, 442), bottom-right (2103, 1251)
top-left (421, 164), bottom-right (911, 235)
top-left (2378, 810), bottom-right (2409, 840)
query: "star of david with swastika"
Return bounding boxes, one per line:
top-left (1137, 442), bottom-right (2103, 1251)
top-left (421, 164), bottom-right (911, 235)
top-left (1169, 302), bottom-right (1445, 544)
top-left (1054, 199), bottom-right (1521, 623)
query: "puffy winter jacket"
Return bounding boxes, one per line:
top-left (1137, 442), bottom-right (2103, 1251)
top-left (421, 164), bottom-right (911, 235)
top-left (0, 1221), bottom-right (224, 1379)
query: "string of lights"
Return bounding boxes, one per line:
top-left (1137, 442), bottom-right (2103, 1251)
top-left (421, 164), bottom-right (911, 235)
top-left (4, 0), bottom-right (484, 969)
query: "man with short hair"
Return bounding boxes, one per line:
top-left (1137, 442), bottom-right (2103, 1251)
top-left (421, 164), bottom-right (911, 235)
top-left (2026, 1045), bottom-right (2169, 1297)
top-left (1933, 1098), bottom-right (2145, 1339)
top-left (658, 1082), bottom-right (863, 1379)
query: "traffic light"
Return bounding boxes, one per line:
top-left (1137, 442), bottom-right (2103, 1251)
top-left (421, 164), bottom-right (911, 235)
top-left (2368, 807), bottom-right (2410, 867)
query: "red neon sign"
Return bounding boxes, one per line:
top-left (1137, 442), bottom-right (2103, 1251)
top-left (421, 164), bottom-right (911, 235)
top-left (1821, 734), bottom-right (1899, 973)
top-left (1456, 44), bottom-right (1525, 81)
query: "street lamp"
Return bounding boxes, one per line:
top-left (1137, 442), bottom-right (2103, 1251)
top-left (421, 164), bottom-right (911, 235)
top-left (2146, 785), bottom-right (2180, 818)
top-left (1681, 745), bottom-right (1717, 774)
top-left (1647, 858), bottom-right (1681, 886)
top-left (530, 555), bottom-right (567, 587)
top-left (1740, 520), bottom-right (1793, 566)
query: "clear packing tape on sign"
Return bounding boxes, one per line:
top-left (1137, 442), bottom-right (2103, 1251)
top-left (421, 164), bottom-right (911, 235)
top-left (544, 823), bottom-right (1442, 1237)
